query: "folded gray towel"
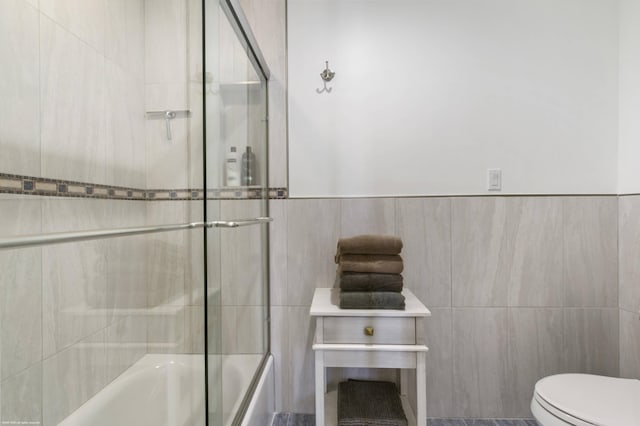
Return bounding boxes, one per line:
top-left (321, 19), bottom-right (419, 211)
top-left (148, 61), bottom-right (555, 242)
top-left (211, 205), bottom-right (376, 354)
top-left (337, 254), bottom-right (404, 274)
top-left (339, 292), bottom-right (406, 310)
top-left (337, 272), bottom-right (403, 292)
top-left (338, 380), bottom-right (408, 426)
top-left (335, 235), bottom-right (403, 261)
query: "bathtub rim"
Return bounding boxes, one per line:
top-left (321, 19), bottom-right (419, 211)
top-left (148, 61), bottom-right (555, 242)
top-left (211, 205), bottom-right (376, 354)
top-left (239, 354), bottom-right (275, 426)
top-left (58, 352), bottom-right (263, 426)
top-left (229, 351), bottom-right (273, 425)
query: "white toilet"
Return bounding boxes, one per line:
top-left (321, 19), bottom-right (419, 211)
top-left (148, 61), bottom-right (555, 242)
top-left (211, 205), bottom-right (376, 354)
top-left (531, 374), bottom-right (640, 425)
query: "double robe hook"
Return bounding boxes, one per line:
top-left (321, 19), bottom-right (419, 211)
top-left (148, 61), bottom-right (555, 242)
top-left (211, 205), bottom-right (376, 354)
top-left (317, 61), bottom-right (335, 94)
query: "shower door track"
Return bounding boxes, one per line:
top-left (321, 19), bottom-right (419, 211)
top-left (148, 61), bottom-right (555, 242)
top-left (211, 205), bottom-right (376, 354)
top-left (0, 217), bottom-right (273, 250)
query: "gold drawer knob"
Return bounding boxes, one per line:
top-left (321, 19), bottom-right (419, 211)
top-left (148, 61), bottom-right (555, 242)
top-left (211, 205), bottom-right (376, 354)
top-left (364, 326), bottom-right (374, 336)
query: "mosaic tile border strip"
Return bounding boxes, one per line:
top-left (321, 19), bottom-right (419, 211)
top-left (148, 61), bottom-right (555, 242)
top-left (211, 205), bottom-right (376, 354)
top-left (0, 173), bottom-right (147, 199)
top-left (0, 173), bottom-right (288, 200)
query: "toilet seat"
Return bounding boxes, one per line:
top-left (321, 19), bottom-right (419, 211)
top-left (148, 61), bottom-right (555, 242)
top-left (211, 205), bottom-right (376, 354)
top-left (532, 374), bottom-right (640, 426)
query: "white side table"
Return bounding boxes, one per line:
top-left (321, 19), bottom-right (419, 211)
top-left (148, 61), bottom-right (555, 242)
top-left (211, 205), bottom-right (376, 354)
top-left (310, 288), bottom-right (431, 426)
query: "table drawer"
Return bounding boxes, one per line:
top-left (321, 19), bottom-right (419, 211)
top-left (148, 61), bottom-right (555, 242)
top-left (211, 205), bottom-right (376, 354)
top-left (323, 317), bottom-right (415, 344)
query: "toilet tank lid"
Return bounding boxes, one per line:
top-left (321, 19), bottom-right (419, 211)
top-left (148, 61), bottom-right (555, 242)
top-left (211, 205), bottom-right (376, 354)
top-left (535, 374), bottom-right (640, 426)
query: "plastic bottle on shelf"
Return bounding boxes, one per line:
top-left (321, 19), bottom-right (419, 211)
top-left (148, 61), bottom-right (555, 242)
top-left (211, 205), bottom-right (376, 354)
top-left (241, 146), bottom-right (257, 186)
top-left (225, 146), bottom-right (239, 187)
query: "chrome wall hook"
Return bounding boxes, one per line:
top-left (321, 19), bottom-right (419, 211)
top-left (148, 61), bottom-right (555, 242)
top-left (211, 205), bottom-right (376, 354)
top-left (317, 61), bottom-right (335, 94)
top-left (320, 61), bottom-right (335, 82)
top-left (316, 82), bottom-right (332, 94)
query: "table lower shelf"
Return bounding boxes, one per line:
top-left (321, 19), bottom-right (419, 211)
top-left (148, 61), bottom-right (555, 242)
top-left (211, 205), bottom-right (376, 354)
top-left (322, 389), bottom-right (417, 426)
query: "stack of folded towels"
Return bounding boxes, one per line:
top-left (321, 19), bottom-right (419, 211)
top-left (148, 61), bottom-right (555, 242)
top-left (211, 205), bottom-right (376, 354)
top-left (334, 234), bottom-right (405, 310)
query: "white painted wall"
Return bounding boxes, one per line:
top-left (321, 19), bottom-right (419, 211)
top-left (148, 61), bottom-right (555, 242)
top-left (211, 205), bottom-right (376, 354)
top-left (618, 0), bottom-right (640, 194)
top-left (288, 0), bottom-right (619, 197)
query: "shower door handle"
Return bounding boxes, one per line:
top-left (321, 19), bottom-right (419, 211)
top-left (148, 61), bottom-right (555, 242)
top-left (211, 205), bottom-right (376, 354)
top-left (207, 217), bottom-right (273, 228)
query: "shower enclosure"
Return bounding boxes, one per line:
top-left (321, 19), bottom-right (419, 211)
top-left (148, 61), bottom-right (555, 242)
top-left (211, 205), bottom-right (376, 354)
top-left (205, 0), bottom-right (271, 424)
top-left (0, 0), bottom-right (270, 425)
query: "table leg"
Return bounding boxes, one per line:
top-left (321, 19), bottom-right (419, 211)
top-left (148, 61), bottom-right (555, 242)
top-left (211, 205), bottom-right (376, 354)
top-left (400, 369), bottom-right (409, 396)
top-left (416, 352), bottom-right (427, 425)
top-left (315, 350), bottom-right (325, 426)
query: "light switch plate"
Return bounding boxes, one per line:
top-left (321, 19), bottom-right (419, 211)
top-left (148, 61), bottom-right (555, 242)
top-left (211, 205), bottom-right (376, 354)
top-left (488, 169), bottom-right (502, 191)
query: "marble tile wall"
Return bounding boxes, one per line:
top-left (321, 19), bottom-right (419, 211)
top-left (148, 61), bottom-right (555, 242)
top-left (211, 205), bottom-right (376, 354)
top-left (506, 308), bottom-right (563, 416)
top-left (2, 0), bottom-right (277, 195)
top-left (42, 330), bottom-right (108, 426)
top-left (238, 0), bottom-right (288, 189)
top-left (144, 0), bottom-right (194, 191)
top-left (186, 200), bottom-right (206, 305)
top-left (1, 364), bottom-right (42, 426)
top-left (1, 13), bottom-right (149, 422)
top-left (1, 3), bottom-right (204, 419)
top-left (206, 200), bottom-right (223, 356)
top-left (0, 199), bottom-right (43, 426)
top-left (103, 201), bottom-right (149, 387)
top-left (619, 196), bottom-right (640, 314)
top-left (0, 196), bottom-right (155, 425)
top-left (619, 309), bottom-right (640, 379)
top-left (144, 0), bottom-right (266, 194)
top-left (563, 308), bottom-right (619, 376)
top-left (40, 12), bottom-right (108, 184)
top-left (145, 200), bottom-right (208, 356)
top-left (452, 308), bottom-right (510, 418)
top-left (142, 201), bottom-right (206, 353)
top-left (41, 199), bottom-right (110, 358)
top-left (452, 197), bottom-right (508, 307)
top-left (271, 195), bottom-right (621, 419)
top-left (187, 0), bottom-right (205, 190)
top-left (0, 0), bottom-right (40, 177)
top-left (146, 201), bottom-right (187, 308)
top-left (503, 198), bottom-right (563, 307)
top-left (0, 0), bottom-right (191, 400)
top-left (217, 200), bottom-right (269, 355)
top-left (220, 200), bottom-right (264, 306)
top-left (397, 198), bottom-right (451, 307)
top-left (287, 199), bottom-right (341, 306)
top-left (0, 0), bottom-right (147, 188)
top-left (563, 197), bottom-right (618, 307)
top-left (0, 196), bottom-right (209, 424)
top-left (105, 58), bottom-right (146, 188)
top-left (618, 195), bottom-right (640, 380)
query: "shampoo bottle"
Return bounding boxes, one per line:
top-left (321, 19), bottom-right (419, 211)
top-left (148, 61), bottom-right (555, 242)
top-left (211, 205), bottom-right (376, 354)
top-left (225, 146), bottom-right (239, 187)
top-left (241, 146), bottom-right (257, 186)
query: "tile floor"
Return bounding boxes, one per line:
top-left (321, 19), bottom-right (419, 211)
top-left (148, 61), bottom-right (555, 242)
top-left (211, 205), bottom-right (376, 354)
top-left (272, 413), bottom-right (538, 426)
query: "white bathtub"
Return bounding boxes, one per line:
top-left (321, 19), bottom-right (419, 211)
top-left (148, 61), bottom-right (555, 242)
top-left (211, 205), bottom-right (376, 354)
top-left (59, 353), bottom-right (263, 426)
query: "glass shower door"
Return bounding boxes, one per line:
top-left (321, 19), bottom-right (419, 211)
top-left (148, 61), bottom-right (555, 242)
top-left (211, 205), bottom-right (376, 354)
top-left (204, 1), bottom-right (269, 425)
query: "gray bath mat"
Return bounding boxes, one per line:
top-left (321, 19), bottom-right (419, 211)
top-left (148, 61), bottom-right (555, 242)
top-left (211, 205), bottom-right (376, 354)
top-left (337, 380), bottom-right (408, 426)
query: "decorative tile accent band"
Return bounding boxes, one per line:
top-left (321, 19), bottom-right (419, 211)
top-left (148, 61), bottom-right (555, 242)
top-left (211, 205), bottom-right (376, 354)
top-left (0, 173), bottom-right (289, 200)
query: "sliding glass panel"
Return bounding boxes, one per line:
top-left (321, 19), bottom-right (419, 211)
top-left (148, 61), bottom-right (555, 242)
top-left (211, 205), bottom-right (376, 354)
top-left (0, 198), bottom-right (207, 426)
top-left (0, 0), bottom-right (207, 423)
top-left (204, 1), bottom-right (269, 425)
